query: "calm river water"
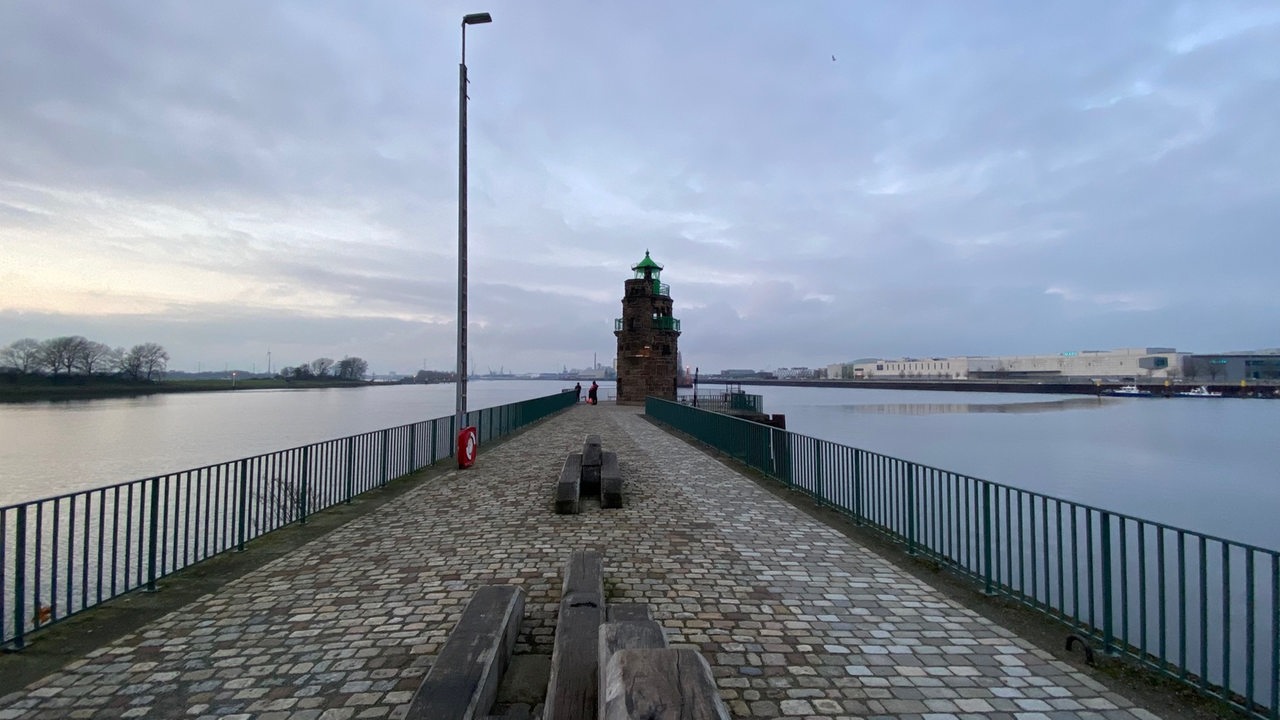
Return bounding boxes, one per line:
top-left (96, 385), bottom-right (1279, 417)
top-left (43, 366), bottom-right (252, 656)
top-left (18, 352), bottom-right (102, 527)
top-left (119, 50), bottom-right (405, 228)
top-left (1, 381), bottom-right (1276, 550)
top-left (752, 385), bottom-right (1280, 550)
top-left (0, 380), bottom-right (576, 507)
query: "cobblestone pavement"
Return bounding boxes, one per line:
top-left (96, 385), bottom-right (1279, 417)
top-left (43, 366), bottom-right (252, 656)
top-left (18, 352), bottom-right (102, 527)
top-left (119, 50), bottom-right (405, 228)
top-left (0, 404), bottom-right (1164, 719)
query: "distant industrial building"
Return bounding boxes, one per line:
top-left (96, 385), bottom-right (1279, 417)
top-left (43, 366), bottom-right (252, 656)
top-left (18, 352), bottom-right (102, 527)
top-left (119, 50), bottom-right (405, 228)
top-left (774, 367), bottom-right (816, 379)
top-left (1183, 353), bottom-right (1280, 383)
top-left (826, 348), bottom-right (1280, 383)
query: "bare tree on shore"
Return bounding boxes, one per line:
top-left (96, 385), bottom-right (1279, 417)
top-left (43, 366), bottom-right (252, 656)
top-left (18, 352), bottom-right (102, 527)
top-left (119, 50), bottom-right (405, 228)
top-left (0, 338), bottom-right (43, 372)
top-left (121, 343), bottom-right (170, 381)
top-left (41, 336), bottom-right (89, 375)
top-left (336, 357), bottom-right (368, 380)
top-left (76, 341), bottom-right (117, 375)
top-left (310, 357), bottom-right (335, 377)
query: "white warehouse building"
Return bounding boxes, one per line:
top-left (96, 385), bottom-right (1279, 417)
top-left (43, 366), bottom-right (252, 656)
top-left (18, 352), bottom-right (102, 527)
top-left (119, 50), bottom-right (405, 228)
top-left (829, 348), bottom-right (1189, 381)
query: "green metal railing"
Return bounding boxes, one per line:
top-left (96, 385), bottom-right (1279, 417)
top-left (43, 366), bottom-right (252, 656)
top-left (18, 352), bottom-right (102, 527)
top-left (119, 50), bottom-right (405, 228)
top-left (1, 390), bottom-right (577, 649)
top-left (679, 391), bottom-right (763, 414)
top-left (652, 316), bottom-right (680, 332)
top-left (647, 397), bottom-right (1279, 720)
top-left (613, 316), bottom-right (681, 333)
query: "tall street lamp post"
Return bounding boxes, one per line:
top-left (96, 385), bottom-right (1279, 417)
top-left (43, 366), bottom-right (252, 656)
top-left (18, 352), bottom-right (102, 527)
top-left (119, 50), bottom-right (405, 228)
top-left (456, 11), bottom-right (491, 467)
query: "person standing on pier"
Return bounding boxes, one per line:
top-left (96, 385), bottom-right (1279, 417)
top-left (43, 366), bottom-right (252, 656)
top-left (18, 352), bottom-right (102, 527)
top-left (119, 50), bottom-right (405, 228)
top-left (588, 381), bottom-right (599, 405)
top-left (574, 382), bottom-right (582, 401)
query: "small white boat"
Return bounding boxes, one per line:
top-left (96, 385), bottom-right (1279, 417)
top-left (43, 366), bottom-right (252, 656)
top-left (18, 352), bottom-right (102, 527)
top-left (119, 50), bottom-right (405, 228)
top-left (1177, 386), bottom-right (1222, 398)
top-left (1105, 384), bottom-right (1153, 397)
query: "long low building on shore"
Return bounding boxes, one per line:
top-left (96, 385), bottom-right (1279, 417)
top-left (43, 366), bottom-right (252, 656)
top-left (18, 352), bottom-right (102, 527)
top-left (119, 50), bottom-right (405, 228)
top-left (827, 347), bottom-right (1280, 383)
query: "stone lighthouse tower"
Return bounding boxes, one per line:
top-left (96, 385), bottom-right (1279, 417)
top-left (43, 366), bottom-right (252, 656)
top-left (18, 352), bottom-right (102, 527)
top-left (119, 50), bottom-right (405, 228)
top-left (614, 251), bottom-right (681, 404)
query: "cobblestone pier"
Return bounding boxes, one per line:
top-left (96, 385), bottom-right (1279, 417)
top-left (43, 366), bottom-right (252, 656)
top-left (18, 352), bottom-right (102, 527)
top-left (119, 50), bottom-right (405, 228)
top-left (0, 404), bottom-right (1165, 719)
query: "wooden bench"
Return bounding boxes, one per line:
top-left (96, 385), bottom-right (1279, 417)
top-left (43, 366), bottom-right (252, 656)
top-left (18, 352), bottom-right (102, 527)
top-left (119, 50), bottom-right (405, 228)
top-left (597, 597), bottom-right (730, 719)
top-left (601, 648), bottom-right (729, 720)
top-left (555, 452), bottom-right (583, 515)
top-left (555, 437), bottom-right (625, 512)
top-left (405, 585), bottom-right (526, 720)
top-left (600, 451), bottom-right (622, 509)
top-left (541, 554), bottom-right (729, 720)
top-left (597, 617), bottom-right (667, 719)
top-left (581, 434), bottom-right (603, 495)
top-left (544, 550), bottom-right (604, 720)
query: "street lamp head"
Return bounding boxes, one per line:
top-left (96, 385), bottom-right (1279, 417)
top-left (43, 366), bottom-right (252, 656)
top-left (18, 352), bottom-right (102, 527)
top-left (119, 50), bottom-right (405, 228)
top-left (463, 12), bottom-right (492, 25)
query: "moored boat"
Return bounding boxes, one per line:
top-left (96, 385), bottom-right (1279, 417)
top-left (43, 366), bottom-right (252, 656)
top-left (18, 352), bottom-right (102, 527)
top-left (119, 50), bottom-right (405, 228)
top-left (1105, 384), bottom-right (1154, 397)
top-left (1177, 385), bottom-right (1223, 398)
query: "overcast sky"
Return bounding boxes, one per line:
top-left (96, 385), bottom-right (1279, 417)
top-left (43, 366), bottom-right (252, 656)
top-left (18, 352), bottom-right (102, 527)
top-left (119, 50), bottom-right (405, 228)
top-left (2, 1), bottom-right (1278, 375)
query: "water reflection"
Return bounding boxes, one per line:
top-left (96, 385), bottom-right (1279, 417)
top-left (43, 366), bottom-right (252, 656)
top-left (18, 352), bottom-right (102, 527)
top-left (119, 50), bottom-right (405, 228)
top-left (0, 380), bottom-right (575, 506)
top-left (845, 397), bottom-right (1111, 415)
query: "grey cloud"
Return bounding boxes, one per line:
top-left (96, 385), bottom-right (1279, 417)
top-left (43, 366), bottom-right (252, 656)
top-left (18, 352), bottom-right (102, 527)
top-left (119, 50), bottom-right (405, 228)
top-left (1, 2), bottom-right (455, 204)
top-left (3, 1), bottom-right (1278, 374)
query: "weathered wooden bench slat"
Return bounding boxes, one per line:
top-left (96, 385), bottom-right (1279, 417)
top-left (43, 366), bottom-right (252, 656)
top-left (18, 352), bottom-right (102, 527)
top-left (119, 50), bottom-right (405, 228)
top-left (405, 585), bottom-right (526, 720)
top-left (582, 434), bottom-right (602, 463)
top-left (597, 620), bottom-right (668, 718)
top-left (483, 702), bottom-right (531, 720)
top-left (601, 648), bottom-right (731, 720)
top-left (606, 603), bottom-right (651, 622)
top-left (555, 452), bottom-right (583, 515)
top-left (600, 451), bottom-right (622, 509)
top-left (599, 620), bottom-right (666, 659)
top-left (545, 550), bottom-right (604, 720)
top-left (581, 435), bottom-right (603, 496)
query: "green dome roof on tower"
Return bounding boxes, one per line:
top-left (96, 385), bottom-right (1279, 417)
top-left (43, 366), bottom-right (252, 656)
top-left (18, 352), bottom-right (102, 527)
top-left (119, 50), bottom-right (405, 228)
top-left (632, 250), bottom-right (663, 279)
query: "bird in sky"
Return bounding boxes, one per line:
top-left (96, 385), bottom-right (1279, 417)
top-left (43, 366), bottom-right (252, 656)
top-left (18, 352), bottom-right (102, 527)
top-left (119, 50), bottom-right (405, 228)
top-left (832, 54), bottom-right (836, 61)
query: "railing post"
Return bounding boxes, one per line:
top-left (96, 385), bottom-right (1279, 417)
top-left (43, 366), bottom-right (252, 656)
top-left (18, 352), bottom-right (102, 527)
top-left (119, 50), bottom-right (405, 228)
top-left (907, 464), bottom-right (917, 556)
top-left (146, 476), bottom-right (160, 592)
top-left (299, 446), bottom-right (310, 525)
top-left (814, 441), bottom-right (824, 504)
top-left (236, 459), bottom-right (249, 552)
top-left (853, 449), bottom-right (863, 526)
top-left (345, 437), bottom-right (355, 504)
top-left (982, 481), bottom-right (994, 595)
top-left (13, 506), bottom-right (27, 650)
top-left (429, 419), bottom-right (438, 466)
top-left (770, 427), bottom-right (789, 484)
top-left (780, 431), bottom-right (793, 488)
top-left (1100, 510), bottom-right (1115, 654)
top-left (381, 429), bottom-right (390, 487)
top-left (1270, 553), bottom-right (1278, 720)
top-left (409, 424), bottom-right (417, 472)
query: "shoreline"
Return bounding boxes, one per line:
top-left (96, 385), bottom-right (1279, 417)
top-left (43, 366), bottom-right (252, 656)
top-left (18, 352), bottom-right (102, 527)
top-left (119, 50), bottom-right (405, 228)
top-left (0, 377), bottom-right (397, 403)
top-left (702, 376), bottom-right (1280, 398)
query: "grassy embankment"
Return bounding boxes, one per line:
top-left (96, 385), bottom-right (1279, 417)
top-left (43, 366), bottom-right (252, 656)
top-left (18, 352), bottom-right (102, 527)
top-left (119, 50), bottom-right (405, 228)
top-left (0, 375), bottom-right (374, 402)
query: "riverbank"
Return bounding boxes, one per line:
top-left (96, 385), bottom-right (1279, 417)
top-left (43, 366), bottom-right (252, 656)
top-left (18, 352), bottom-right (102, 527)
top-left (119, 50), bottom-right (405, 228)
top-left (709, 376), bottom-right (1280, 398)
top-left (0, 376), bottom-right (379, 403)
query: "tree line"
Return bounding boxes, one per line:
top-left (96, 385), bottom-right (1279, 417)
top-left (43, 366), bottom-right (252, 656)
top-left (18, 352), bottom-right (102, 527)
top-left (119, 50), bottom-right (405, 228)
top-left (2, 337), bottom-right (375, 384)
top-left (1, 336), bottom-right (170, 381)
top-left (279, 357), bottom-right (368, 381)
